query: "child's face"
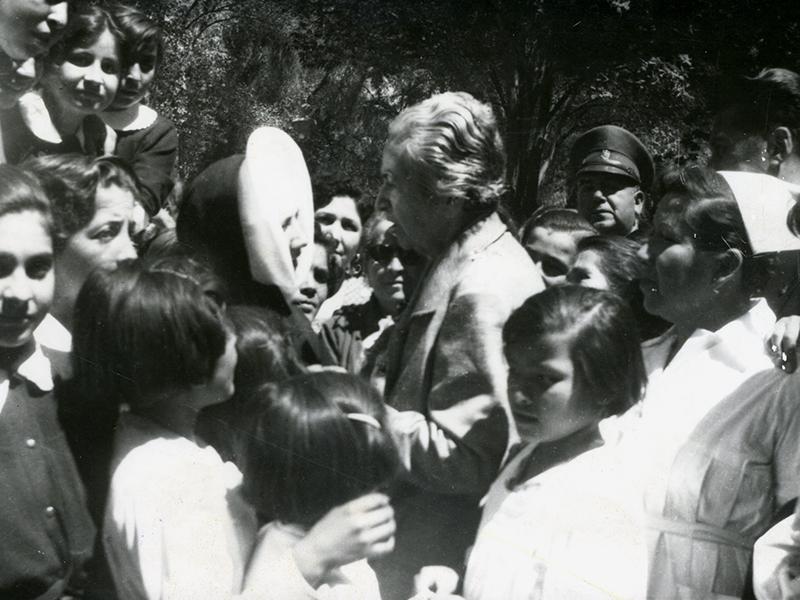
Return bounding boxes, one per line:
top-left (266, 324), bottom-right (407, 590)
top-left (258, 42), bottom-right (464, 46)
top-left (0, 210), bottom-right (53, 349)
top-left (506, 332), bottom-right (601, 444)
top-left (566, 249), bottom-right (609, 290)
top-left (523, 226), bottom-right (580, 288)
top-left (292, 242), bottom-right (330, 319)
top-left (47, 27), bottom-right (120, 114)
top-left (111, 44), bottom-right (157, 110)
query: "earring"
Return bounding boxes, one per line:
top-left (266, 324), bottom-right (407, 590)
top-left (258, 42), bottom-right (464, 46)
top-left (348, 253), bottom-right (363, 277)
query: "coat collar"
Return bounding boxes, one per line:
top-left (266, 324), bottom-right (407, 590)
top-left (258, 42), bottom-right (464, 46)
top-left (409, 211), bottom-right (508, 316)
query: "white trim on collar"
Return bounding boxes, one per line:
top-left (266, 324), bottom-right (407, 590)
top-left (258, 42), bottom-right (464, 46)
top-left (0, 343), bottom-right (54, 416)
top-left (102, 103), bottom-right (158, 132)
top-left (18, 90), bottom-right (62, 143)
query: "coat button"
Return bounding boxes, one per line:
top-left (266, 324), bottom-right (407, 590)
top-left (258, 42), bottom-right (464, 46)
top-left (45, 506), bottom-right (56, 517)
top-left (25, 438), bottom-right (36, 448)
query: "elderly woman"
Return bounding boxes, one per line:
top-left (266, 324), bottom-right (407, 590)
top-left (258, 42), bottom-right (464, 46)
top-left (373, 91), bottom-right (544, 598)
top-left (632, 166), bottom-right (800, 599)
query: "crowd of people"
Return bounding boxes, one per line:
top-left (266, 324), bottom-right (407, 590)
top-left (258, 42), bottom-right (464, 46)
top-left (4, 2), bottom-right (800, 600)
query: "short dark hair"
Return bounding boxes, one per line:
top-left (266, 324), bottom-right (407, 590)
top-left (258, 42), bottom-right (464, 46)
top-left (23, 154), bottom-right (141, 253)
top-left (575, 235), bottom-right (644, 298)
top-left (312, 174), bottom-right (370, 223)
top-left (519, 207), bottom-right (596, 243)
top-left (196, 304), bottom-right (305, 461)
top-left (237, 372), bottom-right (399, 527)
top-left (72, 256), bottom-right (229, 411)
top-left (658, 164), bottom-right (769, 295)
top-left (48, 4), bottom-right (122, 66)
top-left (718, 68), bottom-right (800, 142)
top-left (0, 164), bottom-right (51, 226)
top-left (503, 285), bottom-right (646, 418)
top-left (107, 2), bottom-right (164, 70)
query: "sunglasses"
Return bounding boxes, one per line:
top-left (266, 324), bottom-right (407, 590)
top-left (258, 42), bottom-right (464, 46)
top-left (366, 244), bottom-right (423, 266)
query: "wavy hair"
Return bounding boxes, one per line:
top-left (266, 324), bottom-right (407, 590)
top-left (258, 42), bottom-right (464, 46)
top-left (388, 91), bottom-right (506, 211)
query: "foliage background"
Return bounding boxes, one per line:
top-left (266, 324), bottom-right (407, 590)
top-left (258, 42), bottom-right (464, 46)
top-left (133, 0), bottom-right (800, 221)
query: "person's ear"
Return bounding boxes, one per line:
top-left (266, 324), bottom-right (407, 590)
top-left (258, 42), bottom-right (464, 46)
top-left (633, 188), bottom-right (645, 216)
top-left (713, 248), bottom-right (744, 286)
top-left (769, 127), bottom-right (796, 165)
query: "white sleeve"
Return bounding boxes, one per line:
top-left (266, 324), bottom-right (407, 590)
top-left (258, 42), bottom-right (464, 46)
top-left (753, 515), bottom-right (800, 600)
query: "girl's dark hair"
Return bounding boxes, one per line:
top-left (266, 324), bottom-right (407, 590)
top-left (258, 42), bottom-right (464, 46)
top-left (658, 164), bottom-right (770, 295)
top-left (237, 372), bottom-right (399, 527)
top-left (0, 164), bottom-right (52, 227)
top-left (107, 1), bottom-right (163, 71)
top-left (23, 154), bottom-right (141, 253)
top-left (48, 3), bottom-right (122, 65)
top-left (575, 235), bottom-right (644, 299)
top-left (503, 285), bottom-right (646, 418)
top-left (228, 305), bottom-right (304, 389)
top-left (72, 256), bottom-right (229, 411)
top-left (312, 174), bottom-right (370, 223)
top-left (196, 305), bottom-right (305, 461)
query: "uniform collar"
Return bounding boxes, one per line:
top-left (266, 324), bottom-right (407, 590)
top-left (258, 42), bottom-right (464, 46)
top-left (0, 343), bottom-right (54, 415)
top-left (101, 103), bottom-right (158, 132)
top-left (18, 90), bottom-right (61, 143)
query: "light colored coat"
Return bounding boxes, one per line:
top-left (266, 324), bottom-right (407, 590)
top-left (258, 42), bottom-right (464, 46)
top-left (376, 212), bottom-right (544, 599)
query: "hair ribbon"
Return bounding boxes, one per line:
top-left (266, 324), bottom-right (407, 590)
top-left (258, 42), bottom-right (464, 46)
top-left (345, 413), bottom-right (382, 430)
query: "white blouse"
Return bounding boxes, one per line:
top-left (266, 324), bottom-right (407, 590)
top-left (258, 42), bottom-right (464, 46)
top-left (464, 439), bottom-right (646, 600)
top-left (104, 413), bottom-right (257, 600)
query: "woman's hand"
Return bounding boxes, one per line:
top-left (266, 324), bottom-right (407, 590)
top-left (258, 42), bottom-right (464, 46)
top-left (413, 565), bottom-right (460, 596)
top-left (768, 316), bottom-right (800, 373)
top-left (292, 492), bottom-right (395, 587)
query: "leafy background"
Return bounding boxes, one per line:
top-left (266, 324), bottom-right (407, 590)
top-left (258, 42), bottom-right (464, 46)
top-left (133, 0), bottom-right (800, 221)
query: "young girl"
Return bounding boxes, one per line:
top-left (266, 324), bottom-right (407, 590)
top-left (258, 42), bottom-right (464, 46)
top-left (237, 371), bottom-right (400, 599)
top-left (0, 164), bottom-right (95, 597)
top-left (102, 2), bottom-right (178, 216)
top-left (2, 4), bottom-right (122, 163)
top-left (195, 304), bottom-right (306, 463)
top-left (566, 234), bottom-right (669, 340)
top-left (81, 257), bottom-right (390, 599)
top-left (418, 285), bottom-right (648, 600)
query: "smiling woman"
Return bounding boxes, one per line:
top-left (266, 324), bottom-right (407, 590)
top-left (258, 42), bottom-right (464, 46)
top-left (0, 4), bottom-right (122, 164)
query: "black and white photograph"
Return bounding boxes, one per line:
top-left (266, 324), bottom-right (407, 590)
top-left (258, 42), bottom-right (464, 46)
top-left (2, 1), bottom-right (800, 598)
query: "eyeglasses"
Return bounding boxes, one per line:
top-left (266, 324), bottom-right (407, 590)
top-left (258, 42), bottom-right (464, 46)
top-left (366, 244), bottom-right (423, 266)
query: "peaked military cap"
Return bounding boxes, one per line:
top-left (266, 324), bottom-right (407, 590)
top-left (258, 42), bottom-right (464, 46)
top-left (570, 125), bottom-right (655, 190)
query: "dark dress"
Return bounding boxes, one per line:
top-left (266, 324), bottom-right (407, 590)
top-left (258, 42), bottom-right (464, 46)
top-left (112, 112), bottom-right (178, 216)
top-left (0, 101), bottom-right (108, 164)
top-left (0, 376), bottom-right (95, 599)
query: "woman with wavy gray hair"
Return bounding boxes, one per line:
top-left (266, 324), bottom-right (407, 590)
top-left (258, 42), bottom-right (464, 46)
top-left (373, 91), bottom-right (544, 599)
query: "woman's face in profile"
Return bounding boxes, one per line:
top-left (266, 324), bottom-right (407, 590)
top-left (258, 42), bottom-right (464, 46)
top-left (637, 194), bottom-right (720, 325)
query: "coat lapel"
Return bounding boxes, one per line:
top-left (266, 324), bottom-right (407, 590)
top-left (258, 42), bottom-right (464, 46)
top-left (384, 213), bottom-right (508, 401)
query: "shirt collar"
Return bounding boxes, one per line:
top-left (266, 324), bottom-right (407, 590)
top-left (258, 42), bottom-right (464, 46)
top-left (16, 343), bottom-right (54, 393)
top-left (34, 313), bottom-right (72, 352)
top-left (101, 103), bottom-right (158, 132)
top-left (18, 90), bottom-right (62, 143)
top-left (0, 342), bottom-right (54, 415)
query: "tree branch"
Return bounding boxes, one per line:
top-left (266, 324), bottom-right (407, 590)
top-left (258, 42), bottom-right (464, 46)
top-left (190, 16), bottom-right (237, 44)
